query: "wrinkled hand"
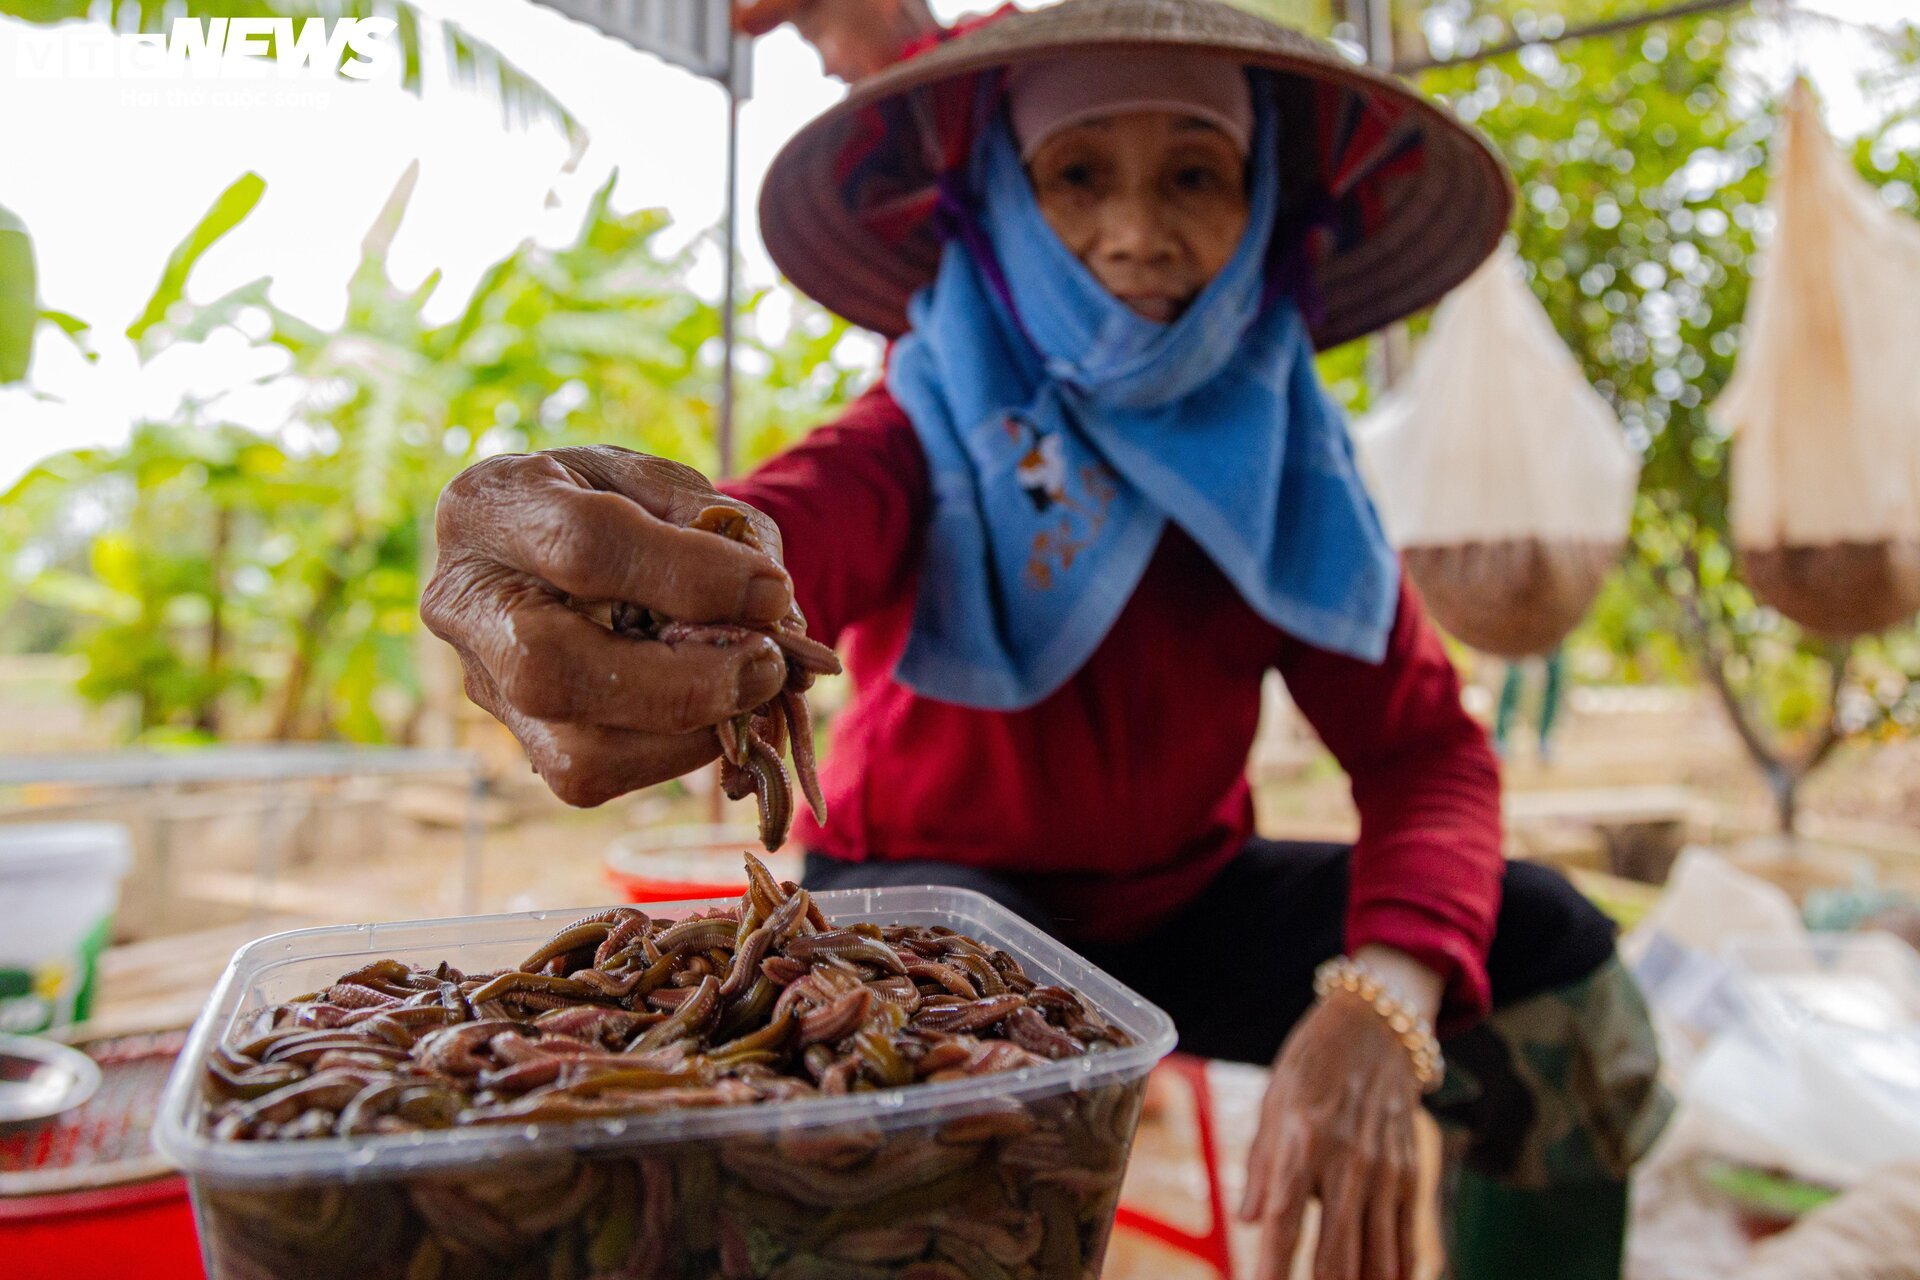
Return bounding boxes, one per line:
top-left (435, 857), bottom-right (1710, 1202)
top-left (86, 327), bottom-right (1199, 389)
top-left (422, 446), bottom-right (795, 807)
top-left (1240, 991), bottom-right (1424, 1280)
top-left (733, 0), bottom-right (939, 82)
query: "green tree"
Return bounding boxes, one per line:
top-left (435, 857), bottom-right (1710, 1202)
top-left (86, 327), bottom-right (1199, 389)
top-left (3, 166), bottom-right (862, 740)
top-left (10, 420), bottom-right (301, 734)
top-left (0, 205), bottom-right (34, 383)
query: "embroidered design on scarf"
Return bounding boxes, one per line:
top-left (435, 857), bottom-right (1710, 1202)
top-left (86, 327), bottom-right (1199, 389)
top-left (1001, 411), bottom-right (1118, 589)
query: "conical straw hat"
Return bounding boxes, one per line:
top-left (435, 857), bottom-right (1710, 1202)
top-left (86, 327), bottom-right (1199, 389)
top-left (759, 0), bottom-right (1514, 349)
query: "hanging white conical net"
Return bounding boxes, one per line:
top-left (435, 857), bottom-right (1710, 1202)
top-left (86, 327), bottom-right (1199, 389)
top-left (1715, 81), bottom-right (1920, 638)
top-left (1357, 246), bottom-right (1641, 657)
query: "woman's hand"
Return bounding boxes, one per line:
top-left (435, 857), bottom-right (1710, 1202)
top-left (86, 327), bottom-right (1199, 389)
top-left (733, 0), bottom-right (939, 82)
top-left (422, 446), bottom-right (796, 807)
top-left (1239, 985), bottom-right (1430, 1280)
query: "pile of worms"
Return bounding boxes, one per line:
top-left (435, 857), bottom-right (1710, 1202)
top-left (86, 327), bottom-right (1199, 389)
top-left (194, 854), bottom-right (1144, 1280)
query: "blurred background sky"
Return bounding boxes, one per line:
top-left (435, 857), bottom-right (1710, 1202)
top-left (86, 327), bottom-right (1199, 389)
top-left (0, 0), bottom-right (1908, 487)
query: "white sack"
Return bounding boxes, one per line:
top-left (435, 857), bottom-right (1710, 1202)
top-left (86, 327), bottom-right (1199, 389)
top-left (1358, 246), bottom-right (1640, 656)
top-left (1715, 80), bottom-right (1920, 636)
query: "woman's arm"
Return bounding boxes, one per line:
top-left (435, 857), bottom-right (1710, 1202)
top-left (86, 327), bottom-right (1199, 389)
top-left (1242, 577), bottom-right (1501, 1280)
top-left (1277, 572), bottom-right (1504, 1028)
top-left (734, 0), bottom-right (941, 82)
top-left (719, 384), bottom-right (931, 648)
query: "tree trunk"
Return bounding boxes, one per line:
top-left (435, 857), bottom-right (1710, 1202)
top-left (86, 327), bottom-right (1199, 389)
top-left (194, 506), bottom-right (231, 736)
top-left (412, 510), bottom-right (462, 749)
top-left (1766, 763), bottom-right (1799, 837)
top-left (272, 569), bottom-right (347, 740)
top-left (1678, 550), bottom-right (1848, 836)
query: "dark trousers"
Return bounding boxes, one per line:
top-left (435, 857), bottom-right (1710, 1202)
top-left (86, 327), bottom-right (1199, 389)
top-left (805, 839), bottom-right (1664, 1280)
top-left (803, 838), bottom-right (1617, 1065)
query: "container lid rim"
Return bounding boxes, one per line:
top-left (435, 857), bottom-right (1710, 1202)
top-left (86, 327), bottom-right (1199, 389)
top-left (153, 883), bottom-right (1180, 1183)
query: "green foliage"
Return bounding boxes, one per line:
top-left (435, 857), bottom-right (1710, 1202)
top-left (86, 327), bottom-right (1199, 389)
top-left (0, 168), bottom-right (864, 740)
top-left (0, 203), bottom-right (34, 383)
top-left (1419, 5), bottom-right (1764, 542)
top-left (10, 421), bottom-right (286, 732)
top-left (1226, 0), bottom-right (1339, 33)
top-left (0, 0), bottom-right (577, 386)
top-left (127, 173), bottom-right (267, 346)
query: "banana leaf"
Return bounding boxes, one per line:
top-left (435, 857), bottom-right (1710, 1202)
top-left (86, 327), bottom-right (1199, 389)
top-left (0, 202), bottom-right (35, 383)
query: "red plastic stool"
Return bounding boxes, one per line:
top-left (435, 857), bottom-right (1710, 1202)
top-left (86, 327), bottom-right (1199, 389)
top-left (1113, 1052), bottom-right (1235, 1277)
top-left (604, 829), bottom-right (800, 904)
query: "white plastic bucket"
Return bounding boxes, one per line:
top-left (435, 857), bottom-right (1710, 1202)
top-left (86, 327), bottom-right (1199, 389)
top-left (0, 823), bottom-right (132, 1034)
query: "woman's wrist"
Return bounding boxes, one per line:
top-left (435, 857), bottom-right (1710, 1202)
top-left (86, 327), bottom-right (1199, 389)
top-left (1350, 943), bottom-right (1444, 1024)
top-left (1314, 953), bottom-right (1445, 1092)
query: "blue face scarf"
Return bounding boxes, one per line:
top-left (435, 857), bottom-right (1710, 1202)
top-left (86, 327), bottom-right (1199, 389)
top-left (886, 83), bottom-right (1398, 710)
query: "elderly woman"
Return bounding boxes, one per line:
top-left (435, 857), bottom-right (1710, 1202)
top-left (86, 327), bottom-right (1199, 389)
top-left (422, 2), bottom-right (1668, 1276)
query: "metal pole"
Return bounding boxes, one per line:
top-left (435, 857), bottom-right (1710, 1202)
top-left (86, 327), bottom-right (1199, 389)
top-left (251, 784), bottom-right (289, 929)
top-left (1365, 0), bottom-right (1394, 66)
top-left (711, 36), bottom-right (744, 827)
top-left (717, 62), bottom-right (741, 480)
top-left (1356, 0), bottom-right (1407, 392)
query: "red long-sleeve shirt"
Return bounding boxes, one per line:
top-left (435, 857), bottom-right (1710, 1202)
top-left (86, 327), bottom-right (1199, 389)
top-left (724, 385), bottom-right (1505, 1021)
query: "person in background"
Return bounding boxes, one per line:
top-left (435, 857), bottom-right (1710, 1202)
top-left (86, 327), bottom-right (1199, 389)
top-left (1495, 644), bottom-right (1567, 766)
top-left (422, 2), bottom-right (1672, 1276)
top-left (733, 0), bottom-right (940, 81)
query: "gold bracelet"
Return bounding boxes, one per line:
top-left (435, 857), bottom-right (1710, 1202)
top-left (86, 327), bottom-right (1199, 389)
top-left (1313, 956), bottom-right (1446, 1093)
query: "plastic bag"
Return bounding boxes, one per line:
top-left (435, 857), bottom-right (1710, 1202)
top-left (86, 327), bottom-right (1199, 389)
top-left (1714, 80), bottom-right (1920, 638)
top-left (1622, 847), bottom-right (1808, 1078)
top-left (1624, 849), bottom-right (1920, 1189)
top-left (1357, 247), bottom-right (1640, 657)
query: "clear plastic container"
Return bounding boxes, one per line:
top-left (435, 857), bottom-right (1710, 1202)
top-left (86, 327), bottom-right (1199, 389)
top-left (154, 885), bottom-right (1178, 1279)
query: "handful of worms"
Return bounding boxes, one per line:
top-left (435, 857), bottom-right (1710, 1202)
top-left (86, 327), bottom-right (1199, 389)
top-left (612, 504), bottom-right (841, 852)
top-left (195, 854), bottom-right (1143, 1280)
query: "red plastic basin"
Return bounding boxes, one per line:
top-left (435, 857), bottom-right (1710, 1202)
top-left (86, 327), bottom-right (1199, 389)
top-left (0, 1175), bottom-right (203, 1278)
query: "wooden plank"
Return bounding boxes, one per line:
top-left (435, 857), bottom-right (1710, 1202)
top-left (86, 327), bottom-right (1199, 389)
top-left (91, 917), bottom-right (311, 1033)
top-left (1505, 785), bottom-right (1704, 826)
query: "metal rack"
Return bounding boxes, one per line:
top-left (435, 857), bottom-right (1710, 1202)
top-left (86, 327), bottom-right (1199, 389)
top-left (0, 746), bottom-right (488, 920)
